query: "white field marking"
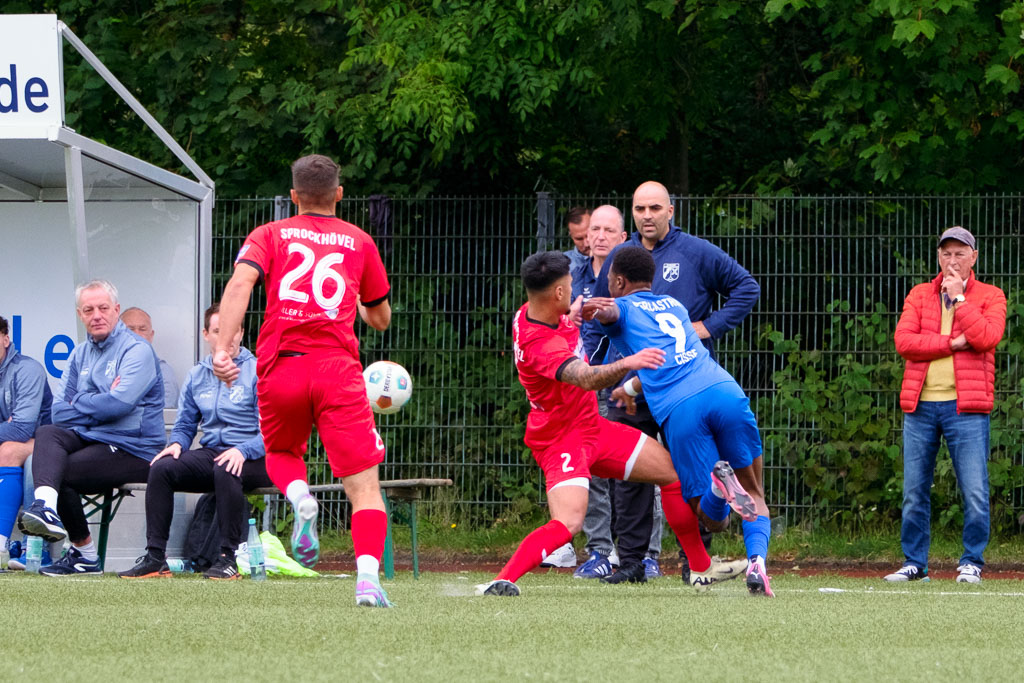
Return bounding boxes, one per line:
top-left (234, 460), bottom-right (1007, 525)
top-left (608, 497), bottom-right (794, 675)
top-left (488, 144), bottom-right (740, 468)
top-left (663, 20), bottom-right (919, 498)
top-left (439, 582), bottom-right (476, 597)
top-left (808, 587), bottom-right (1024, 597)
top-left (527, 583), bottom-right (1024, 598)
top-left (15, 577), bottom-right (368, 587)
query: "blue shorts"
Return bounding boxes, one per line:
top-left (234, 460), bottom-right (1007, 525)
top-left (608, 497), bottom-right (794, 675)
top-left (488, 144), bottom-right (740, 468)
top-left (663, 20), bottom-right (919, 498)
top-left (660, 381), bottom-right (762, 500)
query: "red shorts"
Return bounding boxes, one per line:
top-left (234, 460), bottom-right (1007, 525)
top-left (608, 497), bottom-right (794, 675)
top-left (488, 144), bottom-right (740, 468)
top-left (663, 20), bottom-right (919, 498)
top-left (532, 417), bottom-right (647, 491)
top-left (258, 352), bottom-right (385, 478)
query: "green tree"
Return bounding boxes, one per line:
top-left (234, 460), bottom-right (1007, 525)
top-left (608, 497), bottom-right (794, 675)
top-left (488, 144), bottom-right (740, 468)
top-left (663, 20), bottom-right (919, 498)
top-left (764, 0), bottom-right (1024, 192)
top-left (5, 1), bottom-right (808, 195)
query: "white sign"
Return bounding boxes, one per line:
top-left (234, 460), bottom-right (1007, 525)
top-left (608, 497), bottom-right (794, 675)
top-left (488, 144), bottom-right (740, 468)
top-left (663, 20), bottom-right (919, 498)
top-left (0, 14), bottom-right (64, 128)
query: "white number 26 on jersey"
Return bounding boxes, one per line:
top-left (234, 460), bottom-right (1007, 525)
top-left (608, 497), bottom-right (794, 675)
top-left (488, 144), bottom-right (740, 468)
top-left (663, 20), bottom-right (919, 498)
top-left (279, 243), bottom-right (346, 310)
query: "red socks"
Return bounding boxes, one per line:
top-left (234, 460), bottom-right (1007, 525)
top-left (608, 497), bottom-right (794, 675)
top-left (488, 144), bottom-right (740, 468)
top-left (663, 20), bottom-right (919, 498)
top-left (351, 508), bottom-right (388, 561)
top-left (661, 482), bottom-right (711, 573)
top-left (495, 520), bottom-right (572, 583)
top-left (264, 452), bottom-right (308, 496)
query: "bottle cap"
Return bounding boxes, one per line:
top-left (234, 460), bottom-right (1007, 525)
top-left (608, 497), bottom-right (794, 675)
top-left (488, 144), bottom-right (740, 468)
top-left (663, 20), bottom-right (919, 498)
top-left (248, 518), bottom-right (256, 524)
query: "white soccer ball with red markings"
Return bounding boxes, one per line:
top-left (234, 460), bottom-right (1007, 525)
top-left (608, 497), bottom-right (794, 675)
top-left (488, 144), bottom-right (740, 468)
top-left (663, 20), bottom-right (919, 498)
top-left (363, 361), bottom-right (413, 415)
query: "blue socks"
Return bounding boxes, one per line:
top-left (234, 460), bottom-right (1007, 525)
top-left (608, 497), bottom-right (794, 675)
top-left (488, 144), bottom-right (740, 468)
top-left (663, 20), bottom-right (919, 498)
top-left (699, 487), bottom-right (730, 523)
top-left (742, 515), bottom-right (771, 561)
top-left (0, 466), bottom-right (24, 538)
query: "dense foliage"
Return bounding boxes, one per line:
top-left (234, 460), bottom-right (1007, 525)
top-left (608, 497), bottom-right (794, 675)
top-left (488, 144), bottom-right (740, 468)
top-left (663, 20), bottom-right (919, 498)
top-left (7, 1), bottom-right (1022, 196)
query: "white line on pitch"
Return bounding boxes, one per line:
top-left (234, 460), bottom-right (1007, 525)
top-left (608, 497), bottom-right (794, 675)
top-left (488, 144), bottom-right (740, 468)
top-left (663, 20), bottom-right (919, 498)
top-left (803, 587), bottom-right (1024, 597)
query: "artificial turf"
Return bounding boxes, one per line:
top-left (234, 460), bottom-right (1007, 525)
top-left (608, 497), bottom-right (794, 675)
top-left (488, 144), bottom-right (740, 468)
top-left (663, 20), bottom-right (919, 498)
top-left (3, 570), bottom-right (1021, 681)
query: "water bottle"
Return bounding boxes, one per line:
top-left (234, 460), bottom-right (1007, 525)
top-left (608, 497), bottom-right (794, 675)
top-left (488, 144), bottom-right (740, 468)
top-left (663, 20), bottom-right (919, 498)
top-left (167, 558), bottom-right (193, 573)
top-left (246, 518), bottom-right (266, 581)
top-left (25, 535), bottom-right (43, 574)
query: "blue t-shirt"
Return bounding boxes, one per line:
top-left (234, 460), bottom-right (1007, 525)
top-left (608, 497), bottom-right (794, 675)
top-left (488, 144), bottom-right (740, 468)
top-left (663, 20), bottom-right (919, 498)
top-left (600, 290), bottom-right (733, 423)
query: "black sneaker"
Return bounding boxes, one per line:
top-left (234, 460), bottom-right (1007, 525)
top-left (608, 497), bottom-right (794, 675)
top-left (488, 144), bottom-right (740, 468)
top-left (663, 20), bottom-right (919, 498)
top-left (40, 546), bottom-right (101, 576)
top-left (18, 499), bottom-right (68, 543)
top-left (118, 553), bottom-right (171, 579)
top-left (203, 554), bottom-right (240, 580)
top-left (600, 561), bottom-right (647, 584)
top-left (475, 579), bottom-right (520, 596)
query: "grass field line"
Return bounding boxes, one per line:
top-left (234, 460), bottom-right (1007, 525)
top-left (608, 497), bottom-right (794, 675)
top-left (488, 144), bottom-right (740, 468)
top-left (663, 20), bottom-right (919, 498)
top-left (19, 575), bottom-right (1024, 599)
top-left (803, 586), bottom-right (1024, 597)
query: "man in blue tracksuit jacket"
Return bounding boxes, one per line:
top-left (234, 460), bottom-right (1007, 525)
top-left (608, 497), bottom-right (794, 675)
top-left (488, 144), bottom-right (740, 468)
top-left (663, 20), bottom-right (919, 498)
top-left (0, 315), bottom-right (53, 564)
top-left (19, 280), bottom-right (165, 575)
top-left (119, 302), bottom-right (272, 580)
top-left (589, 181), bottom-right (760, 582)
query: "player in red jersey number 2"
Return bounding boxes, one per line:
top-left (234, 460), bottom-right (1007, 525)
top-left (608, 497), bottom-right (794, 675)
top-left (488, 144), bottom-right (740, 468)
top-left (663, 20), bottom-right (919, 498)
top-left (477, 251), bottom-right (749, 597)
top-left (213, 155), bottom-right (394, 607)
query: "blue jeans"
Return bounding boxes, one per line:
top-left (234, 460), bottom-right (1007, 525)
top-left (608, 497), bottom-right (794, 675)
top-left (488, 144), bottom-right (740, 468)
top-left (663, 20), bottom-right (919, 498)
top-left (901, 401), bottom-right (990, 569)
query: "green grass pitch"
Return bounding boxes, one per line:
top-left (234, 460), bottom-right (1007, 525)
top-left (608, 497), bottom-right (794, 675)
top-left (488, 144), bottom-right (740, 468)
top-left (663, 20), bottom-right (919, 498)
top-left (4, 570), bottom-right (1022, 681)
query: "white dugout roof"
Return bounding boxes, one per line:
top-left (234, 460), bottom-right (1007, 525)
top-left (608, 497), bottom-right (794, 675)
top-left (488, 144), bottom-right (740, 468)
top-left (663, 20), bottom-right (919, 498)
top-left (0, 14), bottom-right (213, 381)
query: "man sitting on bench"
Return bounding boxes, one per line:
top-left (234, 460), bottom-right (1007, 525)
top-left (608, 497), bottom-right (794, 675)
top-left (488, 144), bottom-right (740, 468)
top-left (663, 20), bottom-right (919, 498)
top-left (18, 280), bottom-right (165, 575)
top-left (118, 303), bottom-right (271, 580)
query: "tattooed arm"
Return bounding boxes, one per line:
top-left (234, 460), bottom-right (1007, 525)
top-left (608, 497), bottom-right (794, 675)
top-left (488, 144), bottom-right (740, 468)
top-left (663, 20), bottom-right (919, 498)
top-left (556, 348), bottom-right (665, 391)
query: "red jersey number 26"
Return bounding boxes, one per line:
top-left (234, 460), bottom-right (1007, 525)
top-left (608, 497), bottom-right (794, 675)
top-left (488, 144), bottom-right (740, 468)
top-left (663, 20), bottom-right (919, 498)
top-left (279, 243), bottom-right (346, 310)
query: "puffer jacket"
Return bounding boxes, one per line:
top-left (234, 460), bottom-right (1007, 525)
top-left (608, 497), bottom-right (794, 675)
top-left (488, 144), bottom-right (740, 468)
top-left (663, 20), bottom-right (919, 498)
top-left (895, 270), bottom-right (1006, 413)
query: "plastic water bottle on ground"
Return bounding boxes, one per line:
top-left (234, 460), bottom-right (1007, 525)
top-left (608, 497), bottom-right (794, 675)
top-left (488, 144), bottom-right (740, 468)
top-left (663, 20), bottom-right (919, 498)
top-left (25, 536), bottom-right (43, 574)
top-left (247, 518), bottom-right (266, 581)
top-left (167, 558), bottom-right (193, 573)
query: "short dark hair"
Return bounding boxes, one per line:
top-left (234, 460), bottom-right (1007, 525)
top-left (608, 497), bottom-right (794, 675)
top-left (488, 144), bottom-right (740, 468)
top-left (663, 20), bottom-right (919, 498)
top-left (521, 251), bottom-right (571, 293)
top-left (610, 246), bottom-right (655, 284)
top-left (203, 302), bottom-right (220, 332)
top-left (0, 315), bottom-right (7, 336)
top-left (567, 206), bottom-right (590, 226)
top-left (291, 154), bottom-right (340, 205)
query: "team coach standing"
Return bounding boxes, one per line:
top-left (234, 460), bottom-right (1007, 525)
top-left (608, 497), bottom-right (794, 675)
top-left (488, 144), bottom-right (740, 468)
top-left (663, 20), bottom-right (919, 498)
top-left (886, 227), bottom-right (1006, 584)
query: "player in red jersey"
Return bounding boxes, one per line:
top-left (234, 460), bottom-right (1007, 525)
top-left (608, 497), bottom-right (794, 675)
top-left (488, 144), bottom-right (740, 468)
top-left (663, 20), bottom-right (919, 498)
top-left (477, 251), bottom-right (749, 597)
top-left (213, 155), bottom-right (393, 606)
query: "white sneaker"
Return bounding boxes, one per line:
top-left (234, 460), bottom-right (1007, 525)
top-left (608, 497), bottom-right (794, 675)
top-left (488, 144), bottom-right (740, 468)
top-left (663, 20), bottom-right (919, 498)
top-left (608, 549), bottom-right (620, 567)
top-left (956, 563), bottom-right (982, 584)
top-left (883, 565), bottom-right (929, 582)
top-left (688, 556), bottom-right (749, 593)
top-left (539, 543), bottom-right (577, 568)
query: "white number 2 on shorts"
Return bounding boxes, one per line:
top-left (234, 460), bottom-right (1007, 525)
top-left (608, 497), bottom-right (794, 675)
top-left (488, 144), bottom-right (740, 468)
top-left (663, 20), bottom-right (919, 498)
top-left (560, 452), bottom-right (575, 473)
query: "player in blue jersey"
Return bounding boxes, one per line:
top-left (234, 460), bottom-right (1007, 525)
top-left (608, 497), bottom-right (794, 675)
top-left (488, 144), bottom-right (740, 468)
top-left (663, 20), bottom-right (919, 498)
top-left (584, 246), bottom-right (774, 596)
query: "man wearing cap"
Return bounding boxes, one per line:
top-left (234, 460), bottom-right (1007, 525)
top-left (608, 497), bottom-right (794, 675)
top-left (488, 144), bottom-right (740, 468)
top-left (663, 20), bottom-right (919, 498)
top-left (885, 227), bottom-right (1006, 584)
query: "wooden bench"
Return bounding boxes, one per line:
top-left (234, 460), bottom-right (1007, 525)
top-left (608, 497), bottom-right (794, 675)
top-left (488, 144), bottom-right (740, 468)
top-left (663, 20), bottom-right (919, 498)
top-left (84, 478), bottom-right (453, 578)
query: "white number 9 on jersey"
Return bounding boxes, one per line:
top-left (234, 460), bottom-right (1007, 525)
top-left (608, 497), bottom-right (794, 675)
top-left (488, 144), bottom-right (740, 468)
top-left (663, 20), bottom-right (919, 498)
top-left (279, 243), bottom-right (346, 310)
top-left (655, 312), bottom-right (687, 353)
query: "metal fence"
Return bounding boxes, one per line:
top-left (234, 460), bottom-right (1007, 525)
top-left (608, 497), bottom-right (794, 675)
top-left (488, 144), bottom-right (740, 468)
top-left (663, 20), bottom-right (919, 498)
top-left (213, 195), bottom-right (1024, 529)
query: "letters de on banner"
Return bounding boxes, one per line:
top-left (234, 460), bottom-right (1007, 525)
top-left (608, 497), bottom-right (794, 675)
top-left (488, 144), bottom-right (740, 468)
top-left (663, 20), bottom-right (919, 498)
top-left (0, 14), bottom-right (64, 128)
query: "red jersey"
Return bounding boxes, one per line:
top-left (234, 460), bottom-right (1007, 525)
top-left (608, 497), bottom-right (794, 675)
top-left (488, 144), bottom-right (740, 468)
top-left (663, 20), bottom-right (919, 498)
top-left (235, 214), bottom-right (390, 369)
top-left (512, 303), bottom-right (600, 450)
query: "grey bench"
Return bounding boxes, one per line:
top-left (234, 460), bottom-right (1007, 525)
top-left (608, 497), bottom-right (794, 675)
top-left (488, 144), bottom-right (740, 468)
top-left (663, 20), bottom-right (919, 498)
top-left (85, 478), bottom-right (453, 577)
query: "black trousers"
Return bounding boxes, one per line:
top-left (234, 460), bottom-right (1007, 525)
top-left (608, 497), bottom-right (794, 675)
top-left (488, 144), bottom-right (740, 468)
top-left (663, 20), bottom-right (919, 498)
top-left (146, 447), bottom-right (273, 556)
top-left (32, 425), bottom-right (150, 544)
top-left (607, 402), bottom-right (660, 567)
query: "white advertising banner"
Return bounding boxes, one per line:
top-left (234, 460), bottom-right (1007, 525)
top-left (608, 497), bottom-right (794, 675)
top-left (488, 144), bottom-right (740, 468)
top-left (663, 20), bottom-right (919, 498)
top-left (0, 14), bottom-right (64, 128)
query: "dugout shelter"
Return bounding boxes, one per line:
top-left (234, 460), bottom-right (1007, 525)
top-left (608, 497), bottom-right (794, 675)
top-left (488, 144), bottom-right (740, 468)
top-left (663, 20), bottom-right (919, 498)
top-left (0, 14), bottom-right (213, 570)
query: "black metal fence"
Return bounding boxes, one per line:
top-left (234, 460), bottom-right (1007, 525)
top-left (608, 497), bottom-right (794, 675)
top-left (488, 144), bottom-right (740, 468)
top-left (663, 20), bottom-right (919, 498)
top-left (214, 194), bottom-right (1024, 531)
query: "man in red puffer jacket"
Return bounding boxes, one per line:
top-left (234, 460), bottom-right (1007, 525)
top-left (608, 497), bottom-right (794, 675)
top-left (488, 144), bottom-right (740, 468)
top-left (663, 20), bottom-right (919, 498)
top-left (885, 226), bottom-right (1006, 585)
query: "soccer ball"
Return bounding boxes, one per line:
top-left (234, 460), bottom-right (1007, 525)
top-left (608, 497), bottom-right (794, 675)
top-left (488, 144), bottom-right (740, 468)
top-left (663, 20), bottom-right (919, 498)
top-left (363, 360), bottom-right (413, 415)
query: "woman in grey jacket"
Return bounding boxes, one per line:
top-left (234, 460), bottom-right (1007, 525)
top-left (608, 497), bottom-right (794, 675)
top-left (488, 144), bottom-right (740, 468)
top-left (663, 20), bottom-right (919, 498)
top-left (118, 303), bottom-right (271, 580)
